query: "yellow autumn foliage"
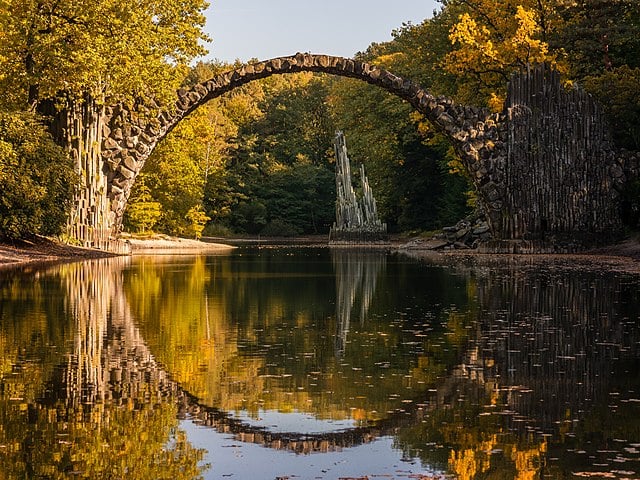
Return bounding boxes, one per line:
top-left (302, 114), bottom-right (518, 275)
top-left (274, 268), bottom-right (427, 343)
top-left (444, 0), bottom-right (564, 105)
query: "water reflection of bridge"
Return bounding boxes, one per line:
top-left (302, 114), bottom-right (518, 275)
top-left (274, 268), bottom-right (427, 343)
top-left (51, 253), bottom-right (417, 454)
top-left (15, 254), bottom-right (640, 455)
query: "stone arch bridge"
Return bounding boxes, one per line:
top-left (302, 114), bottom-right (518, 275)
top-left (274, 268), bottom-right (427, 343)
top-left (68, 53), bottom-right (638, 251)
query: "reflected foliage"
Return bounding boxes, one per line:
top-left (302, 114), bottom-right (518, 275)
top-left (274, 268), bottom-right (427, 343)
top-left (1, 252), bottom-right (640, 478)
top-left (124, 250), bottom-right (474, 422)
top-left (0, 261), bottom-right (205, 479)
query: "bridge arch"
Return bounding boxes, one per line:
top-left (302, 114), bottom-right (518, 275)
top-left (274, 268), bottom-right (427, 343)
top-left (96, 56), bottom-right (631, 251)
top-left (101, 53), bottom-right (497, 233)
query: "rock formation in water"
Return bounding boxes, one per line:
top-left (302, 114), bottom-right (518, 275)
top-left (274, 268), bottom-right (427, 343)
top-left (330, 131), bottom-right (387, 243)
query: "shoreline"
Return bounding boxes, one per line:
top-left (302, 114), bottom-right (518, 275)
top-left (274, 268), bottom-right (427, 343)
top-left (0, 235), bottom-right (237, 269)
top-left (1, 234), bottom-right (639, 271)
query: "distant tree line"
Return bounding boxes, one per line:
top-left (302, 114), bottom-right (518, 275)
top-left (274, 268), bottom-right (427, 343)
top-left (1, 0), bottom-right (639, 240)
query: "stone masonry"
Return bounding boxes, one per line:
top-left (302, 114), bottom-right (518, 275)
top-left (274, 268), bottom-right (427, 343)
top-left (98, 54), bottom-right (636, 246)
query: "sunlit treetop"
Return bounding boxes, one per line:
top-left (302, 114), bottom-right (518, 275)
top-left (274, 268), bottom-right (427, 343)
top-left (440, 0), bottom-right (563, 108)
top-left (0, 0), bottom-right (210, 109)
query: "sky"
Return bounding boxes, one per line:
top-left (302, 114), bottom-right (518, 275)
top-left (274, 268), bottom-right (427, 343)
top-left (203, 0), bottom-right (442, 63)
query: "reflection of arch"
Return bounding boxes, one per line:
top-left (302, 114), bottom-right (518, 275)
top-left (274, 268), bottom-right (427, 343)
top-left (177, 390), bottom-right (411, 454)
top-left (103, 53), bottom-right (497, 229)
top-left (32, 256), bottom-right (640, 455)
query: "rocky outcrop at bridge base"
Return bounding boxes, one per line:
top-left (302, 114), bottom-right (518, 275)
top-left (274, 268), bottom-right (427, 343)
top-left (400, 208), bottom-right (626, 254)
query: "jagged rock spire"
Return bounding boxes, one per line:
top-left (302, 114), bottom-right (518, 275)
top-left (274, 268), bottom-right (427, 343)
top-left (330, 131), bottom-right (387, 243)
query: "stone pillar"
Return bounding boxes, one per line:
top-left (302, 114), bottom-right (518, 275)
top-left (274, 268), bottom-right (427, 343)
top-left (60, 97), bottom-right (129, 253)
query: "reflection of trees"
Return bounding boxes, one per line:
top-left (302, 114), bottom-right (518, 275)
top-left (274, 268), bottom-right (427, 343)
top-left (0, 259), bottom-right (205, 479)
top-left (331, 248), bottom-right (386, 356)
top-left (393, 255), bottom-right (640, 479)
top-left (5, 252), bottom-right (635, 477)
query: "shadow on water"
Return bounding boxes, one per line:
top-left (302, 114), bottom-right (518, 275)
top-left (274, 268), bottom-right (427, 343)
top-left (0, 250), bottom-right (639, 478)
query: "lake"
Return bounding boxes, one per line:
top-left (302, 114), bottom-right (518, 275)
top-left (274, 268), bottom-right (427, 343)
top-left (0, 247), bottom-right (639, 479)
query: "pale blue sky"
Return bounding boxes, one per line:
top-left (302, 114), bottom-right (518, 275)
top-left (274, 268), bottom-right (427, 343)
top-left (203, 0), bottom-right (441, 63)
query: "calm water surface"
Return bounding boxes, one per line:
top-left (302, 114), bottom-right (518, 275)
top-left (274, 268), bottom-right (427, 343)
top-left (1, 247), bottom-right (639, 479)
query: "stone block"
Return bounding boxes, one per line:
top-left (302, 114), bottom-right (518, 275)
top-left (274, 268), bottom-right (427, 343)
top-left (105, 159), bottom-right (118, 171)
top-left (103, 137), bottom-right (120, 150)
top-left (368, 68), bottom-right (381, 80)
top-left (112, 176), bottom-right (127, 189)
top-left (316, 55), bottom-right (329, 68)
top-left (118, 165), bottom-right (135, 179)
top-left (437, 112), bottom-right (454, 125)
top-left (123, 156), bottom-right (138, 172)
top-left (270, 58), bottom-right (282, 69)
top-left (345, 59), bottom-right (355, 72)
top-left (136, 143), bottom-right (149, 155)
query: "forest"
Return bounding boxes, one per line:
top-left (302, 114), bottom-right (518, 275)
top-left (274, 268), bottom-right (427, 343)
top-left (1, 0), bottom-right (639, 240)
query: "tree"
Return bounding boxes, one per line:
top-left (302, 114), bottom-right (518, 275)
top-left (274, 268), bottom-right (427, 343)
top-left (440, 0), bottom-right (561, 107)
top-left (185, 205), bottom-right (210, 239)
top-left (141, 132), bottom-right (207, 236)
top-left (0, 0), bottom-right (209, 246)
top-left (582, 66), bottom-right (640, 150)
top-left (0, 0), bottom-right (209, 110)
top-left (0, 111), bottom-right (77, 239)
top-left (123, 175), bottom-right (162, 234)
top-left (552, 0), bottom-right (640, 79)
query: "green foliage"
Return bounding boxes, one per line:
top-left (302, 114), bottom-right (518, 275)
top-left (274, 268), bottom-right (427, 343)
top-left (133, 125), bottom-right (207, 237)
top-left (260, 218), bottom-right (301, 237)
top-left (0, 111), bottom-right (77, 239)
top-left (202, 222), bottom-right (233, 237)
top-left (233, 200), bottom-right (268, 234)
top-left (582, 67), bottom-right (640, 150)
top-left (0, 0), bottom-right (209, 109)
top-left (186, 205), bottom-right (210, 239)
top-left (553, 0), bottom-right (640, 79)
top-left (123, 175), bottom-right (162, 233)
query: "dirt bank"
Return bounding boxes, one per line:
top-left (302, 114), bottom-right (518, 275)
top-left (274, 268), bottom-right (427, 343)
top-left (126, 236), bottom-right (236, 254)
top-left (0, 235), bottom-right (236, 269)
top-left (0, 236), bottom-right (116, 269)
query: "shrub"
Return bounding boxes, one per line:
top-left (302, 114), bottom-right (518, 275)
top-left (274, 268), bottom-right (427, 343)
top-left (260, 219), bottom-right (301, 237)
top-left (0, 111), bottom-right (78, 240)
